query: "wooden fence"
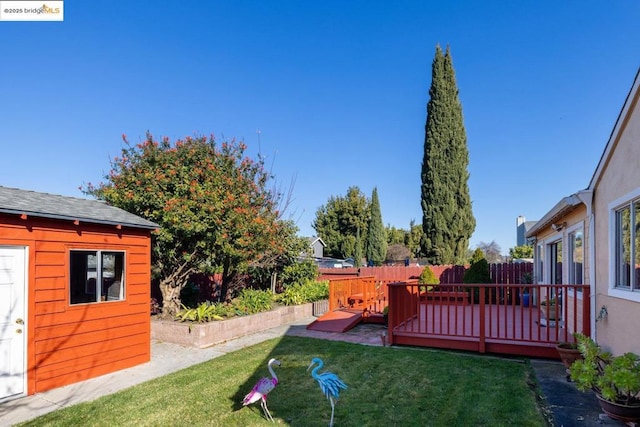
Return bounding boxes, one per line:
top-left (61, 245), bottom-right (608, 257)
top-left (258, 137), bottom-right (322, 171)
top-left (319, 263), bottom-right (533, 285)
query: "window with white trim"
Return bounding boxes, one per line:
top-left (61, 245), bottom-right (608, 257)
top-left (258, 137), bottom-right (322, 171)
top-left (70, 250), bottom-right (125, 304)
top-left (535, 243), bottom-right (544, 283)
top-left (568, 228), bottom-right (584, 290)
top-left (613, 200), bottom-right (640, 291)
top-left (549, 239), bottom-right (563, 285)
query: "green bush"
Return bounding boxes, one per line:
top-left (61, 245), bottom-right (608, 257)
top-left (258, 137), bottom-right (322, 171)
top-left (419, 266), bottom-right (439, 285)
top-left (279, 259), bottom-right (319, 289)
top-left (175, 280), bottom-right (329, 322)
top-left (463, 248), bottom-right (492, 303)
top-left (233, 288), bottom-right (273, 314)
top-left (175, 301), bottom-right (234, 322)
top-left (278, 280), bottom-right (329, 306)
top-left (463, 249), bottom-right (491, 283)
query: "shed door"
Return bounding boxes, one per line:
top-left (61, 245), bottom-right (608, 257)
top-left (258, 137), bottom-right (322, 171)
top-left (0, 247), bottom-right (27, 400)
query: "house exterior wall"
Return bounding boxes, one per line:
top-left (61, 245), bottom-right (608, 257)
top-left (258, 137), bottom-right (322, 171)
top-left (311, 241), bottom-right (324, 258)
top-left (0, 213), bottom-right (152, 395)
top-left (533, 205), bottom-right (590, 284)
top-left (592, 89), bottom-right (640, 355)
top-left (530, 205), bottom-right (589, 334)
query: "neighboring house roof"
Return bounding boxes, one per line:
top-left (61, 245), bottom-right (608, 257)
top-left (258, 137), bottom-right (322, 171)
top-left (525, 191), bottom-right (590, 237)
top-left (0, 186), bottom-right (159, 230)
top-left (589, 68), bottom-right (640, 191)
top-left (308, 236), bottom-right (326, 247)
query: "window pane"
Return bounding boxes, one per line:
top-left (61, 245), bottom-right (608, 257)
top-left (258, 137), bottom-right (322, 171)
top-left (536, 244), bottom-right (544, 283)
top-left (102, 252), bottom-right (124, 301)
top-left (70, 250), bottom-right (125, 304)
top-left (550, 241), bottom-right (562, 285)
top-left (70, 251), bottom-right (98, 304)
top-left (635, 203), bottom-right (640, 290)
top-left (569, 230), bottom-right (583, 287)
top-left (616, 207), bottom-right (631, 288)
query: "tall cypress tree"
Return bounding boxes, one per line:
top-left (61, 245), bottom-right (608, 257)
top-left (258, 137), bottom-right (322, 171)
top-left (366, 187), bottom-right (387, 266)
top-left (354, 226), bottom-right (363, 267)
top-left (420, 45), bottom-right (475, 265)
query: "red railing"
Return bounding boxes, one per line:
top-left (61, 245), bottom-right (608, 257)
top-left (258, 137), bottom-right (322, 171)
top-left (327, 276), bottom-right (386, 313)
top-left (387, 282), bottom-right (590, 359)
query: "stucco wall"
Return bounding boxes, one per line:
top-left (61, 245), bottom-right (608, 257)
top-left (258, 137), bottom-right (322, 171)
top-left (592, 85), bottom-right (640, 355)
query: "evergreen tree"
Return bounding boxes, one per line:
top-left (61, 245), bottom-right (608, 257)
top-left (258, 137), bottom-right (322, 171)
top-left (420, 45), bottom-right (475, 265)
top-left (313, 186), bottom-right (369, 259)
top-left (366, 187), bottom-right (387, 266)
top-left (354, 227), bottom-right (363, 267)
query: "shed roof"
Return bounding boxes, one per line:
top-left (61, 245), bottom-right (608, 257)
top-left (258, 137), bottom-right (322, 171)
top-left (0, 186), bottom-right (159, 230)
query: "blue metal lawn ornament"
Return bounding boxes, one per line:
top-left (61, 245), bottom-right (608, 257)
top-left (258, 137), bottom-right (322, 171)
top-left (307, 357), bottom-right (348, 427)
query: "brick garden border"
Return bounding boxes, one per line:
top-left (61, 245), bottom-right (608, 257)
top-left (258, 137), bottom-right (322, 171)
top-left (151, 301), bottom-right (328, 348)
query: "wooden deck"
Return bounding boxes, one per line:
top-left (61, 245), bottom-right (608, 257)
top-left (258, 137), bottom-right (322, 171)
top-left (392, 303), bottom-right (566, 358)
top-left (387, 282), bottom-right (591, 359)
top-left (323, 277), bottom-right (591, 359)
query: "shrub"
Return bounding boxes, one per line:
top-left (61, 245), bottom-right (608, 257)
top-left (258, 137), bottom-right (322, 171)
top-left (463, 248), bottom-right (492, 303)
top-left (279, 259), bottom-right (319, 289)
top-left (175, 280), bottom-right (329, 322)
top-left (175, 301), bottom-right (232, 322)
top-left (278, 280), bottom-right (329, 306)
top-left (463, 249), bottom-right (491, 283)
top-left (418, 266), bottom-right (439, 285)
top-left (233, 288), bottom-right (273, 314)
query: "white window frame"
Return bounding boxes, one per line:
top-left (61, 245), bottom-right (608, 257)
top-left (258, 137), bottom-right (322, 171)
top-left (70, 249), bottom-right (126, 305)
top-left (608, 187), bottom-right (640, 302)
top-left (535, 242), bottom-right (544, 284)
top-left (566, 222), bottom-right (584, 299)
top-left (544, 232), bottom-right (563, 285)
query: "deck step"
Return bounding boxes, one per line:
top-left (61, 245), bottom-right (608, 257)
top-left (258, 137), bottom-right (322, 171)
top-left (306, 309), bottom-right (363, 333)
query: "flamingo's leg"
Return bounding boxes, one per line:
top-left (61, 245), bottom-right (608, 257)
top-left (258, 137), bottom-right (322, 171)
top-left (261, 398), bottom-right (274, 422)
top-left (329, 396), bottom-right (336, 427)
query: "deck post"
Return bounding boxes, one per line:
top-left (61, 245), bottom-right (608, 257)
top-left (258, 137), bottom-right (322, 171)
top-left (479, 285), bottom-right (486, 353)
top-left (583, 285), bottom-right (591, 337)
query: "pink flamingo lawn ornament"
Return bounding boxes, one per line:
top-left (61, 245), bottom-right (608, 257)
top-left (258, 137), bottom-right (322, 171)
top-left (308, 357), bottom-right (348, 427)
top-left (242, 358), bottom-right (281, 422)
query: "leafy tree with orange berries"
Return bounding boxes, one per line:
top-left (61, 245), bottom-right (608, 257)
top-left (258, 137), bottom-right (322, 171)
top-left (84, 132), bottom-right (293, 316)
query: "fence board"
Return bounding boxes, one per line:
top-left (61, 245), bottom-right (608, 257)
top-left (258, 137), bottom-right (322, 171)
top-left (319, 263), bottom-right (532, 285)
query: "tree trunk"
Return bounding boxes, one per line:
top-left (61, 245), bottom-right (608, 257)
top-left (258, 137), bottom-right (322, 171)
top-left (219, 257), bottom-right (237, 302)
top-left (160, 278), bottom-right (182, 318)
top-left (158, 261), bottom-right (196, 317)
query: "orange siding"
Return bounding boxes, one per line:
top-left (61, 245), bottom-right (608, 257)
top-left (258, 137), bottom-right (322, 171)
top-left (0, 213), bottom-right (152, 395)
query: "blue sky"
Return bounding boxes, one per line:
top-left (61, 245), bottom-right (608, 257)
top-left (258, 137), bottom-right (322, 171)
top-left (2, 1), bottom-right (639, 255)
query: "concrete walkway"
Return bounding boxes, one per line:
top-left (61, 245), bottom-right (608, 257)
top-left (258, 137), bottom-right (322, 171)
top-left (0, 317), bottom-right (626, 426)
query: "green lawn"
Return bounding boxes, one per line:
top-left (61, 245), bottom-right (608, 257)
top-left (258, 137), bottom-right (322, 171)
top-left (19, 336), bottom-right (549, 426)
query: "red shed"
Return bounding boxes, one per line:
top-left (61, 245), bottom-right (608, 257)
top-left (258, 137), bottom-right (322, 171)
top-left (0, 186), bottom-right (158, 400)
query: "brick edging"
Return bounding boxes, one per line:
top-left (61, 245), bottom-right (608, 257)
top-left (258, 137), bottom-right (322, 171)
top-left (151, 302), bottom-right (321, 348)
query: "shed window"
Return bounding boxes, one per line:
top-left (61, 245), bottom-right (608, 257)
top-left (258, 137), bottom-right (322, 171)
top-left (70, 250), bottom-right (125, 304)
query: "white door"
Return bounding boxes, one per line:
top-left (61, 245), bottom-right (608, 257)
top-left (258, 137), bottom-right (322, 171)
top-left (0, 246), bottom-right (27, 400)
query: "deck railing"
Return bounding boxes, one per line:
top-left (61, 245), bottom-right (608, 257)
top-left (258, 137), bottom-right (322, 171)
top-left (327, 276), bottom-right (386, 313)
top-left (387, 281), bottom-right (591, 359)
